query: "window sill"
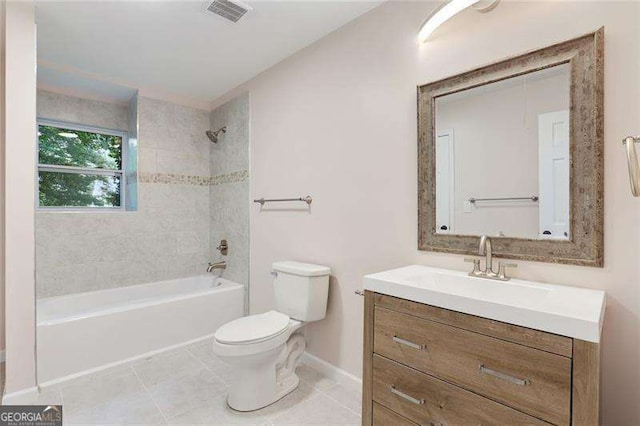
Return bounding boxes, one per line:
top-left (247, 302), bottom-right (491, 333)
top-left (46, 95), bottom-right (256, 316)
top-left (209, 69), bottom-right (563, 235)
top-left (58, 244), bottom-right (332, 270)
top-left (36, 208), bottom-right (134, 214)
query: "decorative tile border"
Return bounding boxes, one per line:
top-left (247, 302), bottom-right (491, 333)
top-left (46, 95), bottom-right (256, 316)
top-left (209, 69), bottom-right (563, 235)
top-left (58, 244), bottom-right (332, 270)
top-left (138, 172), bottom-right (210, 186)
top-left (137, 170), bottom-right (248, 186)
top-left (210, 170), bottom-right (249, 186)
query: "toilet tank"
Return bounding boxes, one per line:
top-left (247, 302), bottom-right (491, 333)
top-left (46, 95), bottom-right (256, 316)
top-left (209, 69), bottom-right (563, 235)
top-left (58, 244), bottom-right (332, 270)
top-left (272, 261), bottom-right (331, 322)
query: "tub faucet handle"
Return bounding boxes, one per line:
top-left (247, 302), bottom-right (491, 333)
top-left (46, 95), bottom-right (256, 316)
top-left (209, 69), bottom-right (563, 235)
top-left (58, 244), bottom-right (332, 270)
top-left (216, 239), bottom-right (228, 256)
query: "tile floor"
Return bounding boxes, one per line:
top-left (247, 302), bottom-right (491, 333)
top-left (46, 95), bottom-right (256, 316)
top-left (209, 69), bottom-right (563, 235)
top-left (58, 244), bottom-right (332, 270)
top-left (19, 339), bottom-right (362, 425)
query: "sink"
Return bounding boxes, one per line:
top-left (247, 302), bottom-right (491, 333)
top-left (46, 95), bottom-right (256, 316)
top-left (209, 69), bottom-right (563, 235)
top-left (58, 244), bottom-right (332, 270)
top-left (407, 272), bottom-right (552, 303)
top-left (364, 265), bottom-right (605, 342)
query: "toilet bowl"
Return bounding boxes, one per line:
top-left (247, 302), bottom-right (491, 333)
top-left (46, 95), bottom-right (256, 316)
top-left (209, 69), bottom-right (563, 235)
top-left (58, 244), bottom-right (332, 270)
top-left (213, 261), bottom-right (330, 412)
top-left (213, 311), bottom-right (305, 411)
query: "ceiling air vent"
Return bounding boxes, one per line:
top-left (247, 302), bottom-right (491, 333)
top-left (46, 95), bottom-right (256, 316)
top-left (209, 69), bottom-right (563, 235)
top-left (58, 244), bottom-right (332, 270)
top-left (206, 0), bottom-right (252, 23)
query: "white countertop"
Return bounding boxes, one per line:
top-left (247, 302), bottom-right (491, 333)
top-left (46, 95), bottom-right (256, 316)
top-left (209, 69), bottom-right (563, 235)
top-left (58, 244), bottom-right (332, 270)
top-left (363, 265), bottom-right (606, 343)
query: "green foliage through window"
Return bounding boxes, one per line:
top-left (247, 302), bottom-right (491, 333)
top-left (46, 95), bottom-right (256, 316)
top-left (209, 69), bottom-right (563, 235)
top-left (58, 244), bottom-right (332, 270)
top-left (38, 123), bottom-right (124, 208)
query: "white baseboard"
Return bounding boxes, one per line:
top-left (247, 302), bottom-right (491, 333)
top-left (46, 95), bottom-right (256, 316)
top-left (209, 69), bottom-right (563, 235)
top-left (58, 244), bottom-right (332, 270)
top-left (2, 386), bottom-right (39, 405)
top-left (300, 352), bottom-right (362, 390)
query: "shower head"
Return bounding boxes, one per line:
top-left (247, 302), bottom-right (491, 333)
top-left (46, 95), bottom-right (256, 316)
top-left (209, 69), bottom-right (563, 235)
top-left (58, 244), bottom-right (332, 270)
top-left (206, 126), bottom-right (226, 143)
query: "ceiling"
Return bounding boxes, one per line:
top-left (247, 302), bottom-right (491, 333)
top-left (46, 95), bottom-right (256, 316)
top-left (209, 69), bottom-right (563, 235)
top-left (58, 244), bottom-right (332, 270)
top-left (36, 1), bottom-right (382, 108)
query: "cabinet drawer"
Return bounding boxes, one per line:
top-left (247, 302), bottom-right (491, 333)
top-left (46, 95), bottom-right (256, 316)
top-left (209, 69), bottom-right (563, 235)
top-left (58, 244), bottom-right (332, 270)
top-left (373, 402), bottom-right (419, 426)
top-left (373, 355), bottom-right (550, 425)
top-left (374, 293), bottom-right (573, 357)
top-left (374, 307), bottom-right (571, 425)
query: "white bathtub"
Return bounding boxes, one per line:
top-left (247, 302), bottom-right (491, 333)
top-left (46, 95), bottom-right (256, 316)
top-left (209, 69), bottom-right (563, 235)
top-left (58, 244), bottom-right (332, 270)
top-left (37, 275), bottom-right (244, 384)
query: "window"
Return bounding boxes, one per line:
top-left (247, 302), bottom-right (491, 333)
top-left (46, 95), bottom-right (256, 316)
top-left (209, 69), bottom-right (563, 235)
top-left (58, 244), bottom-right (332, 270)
top-left (37, 120), bottom-right (127, 209)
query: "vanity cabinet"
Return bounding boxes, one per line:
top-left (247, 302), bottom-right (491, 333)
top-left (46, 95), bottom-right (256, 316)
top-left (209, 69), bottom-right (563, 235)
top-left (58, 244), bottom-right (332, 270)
top-left (363, 292), bottom-right (600, 426)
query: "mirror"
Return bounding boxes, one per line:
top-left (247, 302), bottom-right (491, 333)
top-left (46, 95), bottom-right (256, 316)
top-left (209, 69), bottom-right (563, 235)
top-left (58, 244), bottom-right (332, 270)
top-left (418, 29), bottom-right (604, 266)
top-left (435, 64), bottom-right (570, 240)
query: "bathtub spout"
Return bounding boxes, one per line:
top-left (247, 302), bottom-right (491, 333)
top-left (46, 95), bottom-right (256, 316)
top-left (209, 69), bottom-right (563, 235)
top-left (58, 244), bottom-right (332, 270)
top-left (207, 261), bottom-right (226, 273)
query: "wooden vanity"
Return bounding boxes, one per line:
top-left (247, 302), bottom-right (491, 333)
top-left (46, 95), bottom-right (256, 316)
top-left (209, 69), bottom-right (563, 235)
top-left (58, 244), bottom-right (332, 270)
top-left (361, 267), bottom-right (604, 426)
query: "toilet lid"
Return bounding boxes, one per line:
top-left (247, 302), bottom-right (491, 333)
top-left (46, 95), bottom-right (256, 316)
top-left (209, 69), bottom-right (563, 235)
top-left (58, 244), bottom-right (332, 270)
top-left (215, 310), bottom-right (290, 345)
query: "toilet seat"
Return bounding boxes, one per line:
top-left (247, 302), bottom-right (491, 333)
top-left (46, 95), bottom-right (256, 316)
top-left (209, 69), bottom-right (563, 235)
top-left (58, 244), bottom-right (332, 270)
top-left (215, 310), bottom-right (290, 345)
top-left (213, 315), bottom-right (303, 358)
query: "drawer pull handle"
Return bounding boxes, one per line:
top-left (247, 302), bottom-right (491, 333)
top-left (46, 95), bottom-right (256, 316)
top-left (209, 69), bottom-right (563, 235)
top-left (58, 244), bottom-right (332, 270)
top-left (392, 335), bottom-right (425, 350)
top-left (479, 364), bottom-right (531, 386)
top-left (390, 385), bottom-right (425, 405)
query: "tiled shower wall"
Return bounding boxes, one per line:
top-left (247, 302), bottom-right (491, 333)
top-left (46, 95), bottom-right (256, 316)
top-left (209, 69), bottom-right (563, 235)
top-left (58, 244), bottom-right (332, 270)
top-left (209, 93), bottom-right (250, 289)
top-left (36, 91), bottom-right (214, 298)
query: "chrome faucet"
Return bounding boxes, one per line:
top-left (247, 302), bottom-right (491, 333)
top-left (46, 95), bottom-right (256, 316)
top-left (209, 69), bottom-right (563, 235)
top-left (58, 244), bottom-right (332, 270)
top-left (207, 260), bottom-right (226, 273)
top-left (464, 235), bottom-right (517, 281)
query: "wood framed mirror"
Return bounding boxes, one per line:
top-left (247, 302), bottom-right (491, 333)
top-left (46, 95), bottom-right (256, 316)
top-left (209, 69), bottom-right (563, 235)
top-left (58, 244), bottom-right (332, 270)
top-left (417, 28), bottom-right (604, 267)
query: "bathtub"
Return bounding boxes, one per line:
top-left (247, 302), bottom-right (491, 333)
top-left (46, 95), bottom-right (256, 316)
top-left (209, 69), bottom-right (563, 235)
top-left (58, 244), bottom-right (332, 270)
top-left (37, 275), bottom-right (244, 384)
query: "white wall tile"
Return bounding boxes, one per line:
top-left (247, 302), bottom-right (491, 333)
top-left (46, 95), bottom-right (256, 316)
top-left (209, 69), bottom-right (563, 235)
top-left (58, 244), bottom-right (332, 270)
top-left (37, 90), bottom-right (128, 131)
top-left (210, 94), bottom-right (249, 176)
top-left (36, 94), bottom-right (215, 298)
top-left (209, 94), bottom-right (250, 289)
top-left (36, 92), bottom-right (249, 299)
top-left (137, 148), bottom-right (158, 174)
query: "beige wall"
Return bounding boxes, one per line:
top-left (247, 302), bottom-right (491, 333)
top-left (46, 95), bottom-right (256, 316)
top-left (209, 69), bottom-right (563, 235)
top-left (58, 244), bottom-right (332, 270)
top-left (214, 2), bottom-right (640, 423)
top-left (3, 1), bottom-right (37, 394)
top-left (436, 68), bottom-right (569, 238)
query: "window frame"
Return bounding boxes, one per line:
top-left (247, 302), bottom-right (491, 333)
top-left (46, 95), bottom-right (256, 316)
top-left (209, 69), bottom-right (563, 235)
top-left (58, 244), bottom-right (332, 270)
top-left (36, 118), bottom-right (128, 211)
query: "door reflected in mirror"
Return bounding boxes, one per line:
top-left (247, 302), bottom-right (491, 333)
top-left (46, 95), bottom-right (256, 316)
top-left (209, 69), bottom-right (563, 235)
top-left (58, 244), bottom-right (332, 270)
top-left (434, 63), bottom-right (570, 240)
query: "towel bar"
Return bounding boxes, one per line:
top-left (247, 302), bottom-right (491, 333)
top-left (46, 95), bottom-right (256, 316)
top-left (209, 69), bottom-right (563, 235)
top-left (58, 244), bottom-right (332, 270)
top-left (253, 196), bottom-right (312, 206)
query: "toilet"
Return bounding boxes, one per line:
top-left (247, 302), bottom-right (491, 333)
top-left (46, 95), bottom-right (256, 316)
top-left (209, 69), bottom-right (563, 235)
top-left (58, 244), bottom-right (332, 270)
top-left (213, 261), bottom-right (331, 411)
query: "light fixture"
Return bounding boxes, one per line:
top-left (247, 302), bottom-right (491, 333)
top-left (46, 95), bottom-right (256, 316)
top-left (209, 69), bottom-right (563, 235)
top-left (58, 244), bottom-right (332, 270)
top-left (418, 0), bottom-right (499, 43)
top-left (57, 132), bottom-right (79, 139)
